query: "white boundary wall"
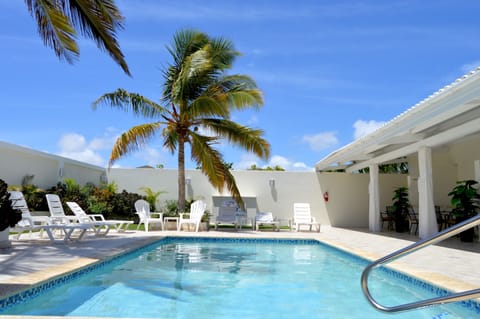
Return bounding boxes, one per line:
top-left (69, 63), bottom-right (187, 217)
top-left (0, 141), bottom-right (105, 188)
top-left (109, 168), bottom-right (406, 227)
top-left (0, 140), bottom-right (411, 228)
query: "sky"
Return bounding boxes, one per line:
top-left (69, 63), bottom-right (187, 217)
top-left (1, 1), bottom-right (480, 171)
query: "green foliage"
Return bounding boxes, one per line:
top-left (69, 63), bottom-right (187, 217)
top-left (9, 174), bottom-right (48, 211)
top-left (248, 164), bottom-right (285, 171)
top-left (448, 180), bottom-right (480, 219)
top-left (139, 187), bottom-right (166, 211)
top-left (88, 187), bottom-right (115, 218)
top-left (0, 179), bottom-right (22, 231)
top-left (358, 162), bottom-right (409, 174)
top-left (392, 187), bottom-right (410, 214)
top-left (110, 190), bottom-right (144, 219)
top-left (391, 186), bottom-right (410, 232)
top-left (46, 180), bottom-right (144, 220)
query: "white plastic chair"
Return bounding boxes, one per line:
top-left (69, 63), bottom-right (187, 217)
top-left (66, 201), bottom-right (133, 232)
top-left (214, 206), bottom-right (239, 230)
top-left (255, 211), bottom-right (279, 231)
top-left (292, 203), bottom-right (320, 232)
top-left (8, 191), bottom-right (50, 239)
top-left (179, 200), bottom-right (206, 232)
top-left (134, 199), bottom-right (164, 232)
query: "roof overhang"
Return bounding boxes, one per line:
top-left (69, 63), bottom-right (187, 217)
top-left (316, 69), bottom-right (480, 172)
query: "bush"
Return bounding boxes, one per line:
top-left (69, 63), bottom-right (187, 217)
top-left (0, 179), bottom-right (22, 231)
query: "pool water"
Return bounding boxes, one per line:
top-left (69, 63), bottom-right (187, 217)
top-left (1, 238), bottom-right (478, 318)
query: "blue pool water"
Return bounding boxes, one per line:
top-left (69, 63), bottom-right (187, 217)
top-left (1, 237), bottom-right (479, 318)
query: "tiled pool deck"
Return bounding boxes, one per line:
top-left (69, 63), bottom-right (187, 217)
top-left (1, 226), bottom-right (480, 318)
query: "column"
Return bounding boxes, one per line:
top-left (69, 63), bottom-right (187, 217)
top-left (418, 147), bottom-right (438, 238)
top-left (369, 164), bottom-right (381, 232)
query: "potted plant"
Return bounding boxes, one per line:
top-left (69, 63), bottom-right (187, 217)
top-left (448, 180), bottom-right (480, 242)
top-left (0, 179), bottom-right (22, 247)
top-left (392, 186), bottom-right (410, 233)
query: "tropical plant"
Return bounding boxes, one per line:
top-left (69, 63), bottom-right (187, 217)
top-left (139, 187), bottom-right (166, 211)
top-left (0, 179), bottom-right (22, 231)
top-left (93, 29), bottom-right (270, 211)
top-left (447, 180), bottom-right (480, 242)
top-left (24, 0), bottom-right (130, 75)
top-left (8, 174), bottom-right (47, 211)
top-left (391, 186), bottom-right (410, 232)
top-left (448, 180), bottom-right (480, 219)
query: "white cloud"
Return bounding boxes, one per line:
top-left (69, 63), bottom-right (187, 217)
top-left (302, 132), bottom-right (338, 152)
top-left (57, 129), bottom-right (120, 166)
top-left (234, 154), bottom-right (313, 171)
top-left (353, 120), bottom-right (386, 140)
top-left (133, 147), bottom-right (164, 167)
top-left (234, 153), bottom-right (259, 170)
top-left (57, 133), bottom-right (104, 166)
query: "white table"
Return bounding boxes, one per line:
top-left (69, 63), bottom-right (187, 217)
top-left (164, 217), bottom-right (179, 230)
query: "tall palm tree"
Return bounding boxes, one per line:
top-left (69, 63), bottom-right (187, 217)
top-left (24, 0), bottom-right (130, 75)
top-left (93, 29), bottom-right (270, 211)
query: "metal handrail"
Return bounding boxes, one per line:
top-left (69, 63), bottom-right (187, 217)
top-left (361, 214), bottom-right (480, 312)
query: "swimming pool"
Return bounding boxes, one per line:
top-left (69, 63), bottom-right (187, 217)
top-left (1, 237), bottom-right (478, 318)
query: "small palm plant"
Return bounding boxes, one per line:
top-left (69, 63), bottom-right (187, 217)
top-left (139, 187), bottom-right (166, 212)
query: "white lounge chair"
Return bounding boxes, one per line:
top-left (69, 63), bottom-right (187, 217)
top-left (255, 211), bottom-right (279, 231)
top-left (9, 191), bottom-right (90, 242)
top-left (8, 191), bottom-right (50, 239)
top-left (134, 199), bottom-right (164, 232)
top-left (46, 194), bottom-right (114, 236)
top-left (214, 206), bottom-right (239, 230)
top-left (292, 203), bottom-right (320, 232)
top-left (179, 200), bottom-right (206, 232)
top-left (66, 201), bottom-right (133, 232)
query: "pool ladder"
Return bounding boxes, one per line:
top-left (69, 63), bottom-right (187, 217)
top-left (361, 214), bottom-right (480, 312)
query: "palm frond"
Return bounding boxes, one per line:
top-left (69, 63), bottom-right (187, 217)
top-left (109, 122), bottom-right (162, 166)
top-left (203, 119), bottom-right (270, 159)
top-left (162, 127), bottom-right (179, 154)
top-left (25, 0), bottom-right (129, 75)
top-left (25, 0), bottom-right (78, 63)
top-left (205, 75), bottom-right (263, 110)
top-left (188, 96), bottom-right (229, 119)
top-left (68, 0), bottom-right (130, 75)
top-left (189, 133), bottom-right (224, 188)
top-left (189, 132), bottom-right (244, 207)
top-left (93, 89), bottom-right (168, 119)
top-left (208, 36), bottom-right (239, 70)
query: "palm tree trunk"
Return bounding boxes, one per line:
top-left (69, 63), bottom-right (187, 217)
top-left (178, 137), bottom-right (186, 212)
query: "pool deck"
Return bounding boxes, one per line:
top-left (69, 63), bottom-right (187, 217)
top-left (1, 226), bottom-right (480, 317)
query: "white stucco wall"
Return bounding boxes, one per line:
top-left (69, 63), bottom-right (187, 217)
top-left (108, 168), bottom-right (406, 228)
top-left (0, 141), bottom-right (105, 188)
top-left (450, 135), bottom-right (480, 181)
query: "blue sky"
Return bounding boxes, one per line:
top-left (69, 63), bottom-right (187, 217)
top-left (1, 1), bottom-right (480, 171)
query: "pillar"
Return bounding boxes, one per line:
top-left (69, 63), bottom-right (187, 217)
top-left (418, 147), bottom-right (438, 238)
top-left (369, 164), bottom-right (381, 232)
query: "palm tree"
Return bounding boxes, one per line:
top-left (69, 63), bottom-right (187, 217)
top-left (24, 0), bottom-right (130, 75)
top-left (93, 29), bottom-right (270, 211)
